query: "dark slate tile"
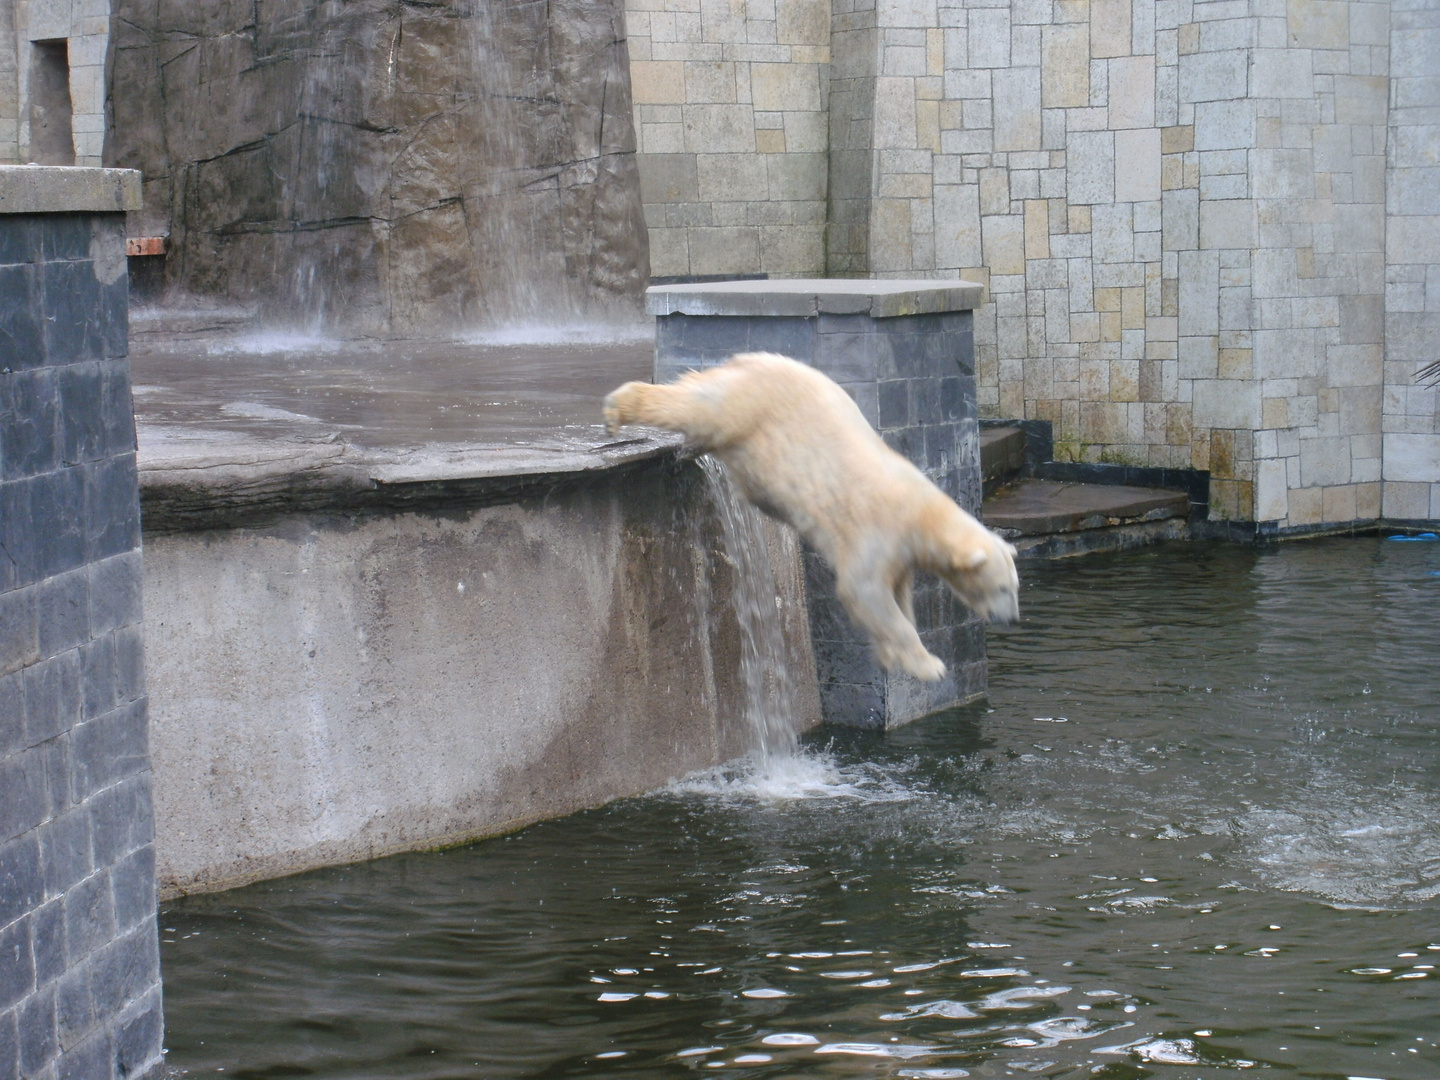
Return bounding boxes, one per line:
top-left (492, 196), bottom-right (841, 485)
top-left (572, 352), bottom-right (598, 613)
top-left (18, 982), bottom-right (58, 1076)
top-left (58, 363), bottom-right (105, 466)
top-left (97, 361), bottom-right (136, 458)
top-left (37, 732), bottom-right (73, 820)
top-left (39, 261), bottom-right (102, 366)
top-left (98, 278), bottom-right (130, 362)
top-left (71, 701), bottom-right (149, 799)
top-left (56, 1029), bottom-right (111, 1080)
top-left (939, 376), bottom-right (966, 421)
top-left (0, 215), bottom-right (40, 266)
top-left (38, 216), bottom-right (94, 263)
top-left (0, 585), bottom-right (39, 679)
top-left (109, 847), bottom-right (155, 933)
top-left (0, 671), bottom-right (22, 758)
top-left (53, 966), bottom-right (94, 1054)
top-left (817, 681), bottom-right (886, 729)
top-left (813, 640), bottom-right (880, 688)
top-left (0, 367), bottom-right (61, 480)
top-left (114, 989), bottom-right (162, 1080)
top-left (35, 568), bottom-right (89, 658)
top-left (0, 833), bottom-right (43, 928)
top-left (22, 650), bottom-right (82, 747)
top-left (63, 869), bottom-right (116, 962)
top-left (89, 776), bottom-right (154, 867)
top-left (878, 380), bottom-right (909, 428)
top-left (87, 552), bottom-right (144, 637)
top-left (815, 313), bottom-right (872, 336)
top-left (0, 915), bottom-right (35, 1011)
top-left (811, 332), bottom-right (875, 381)
top-left (87, 455), bottom-right (141, 563)
top-left (33, 466), bottom-right (88, 581)
top-left (31, 897), bottom-right (67, 986)
top-left (0, 264), bottom-right (45, 372)
top-left (79, 635), bottom-right (117, 722)
top-left (87, 925), bottom-right (159, 1021)
top-left (840, 382), bottom-right (878, 428)
top-left (745, 316), bottom-right (816, 362)
top-left (911, 377), bottom-right (942, 426)
top-left (0, 477), bottom-right (39, 590)
top-left (883, 425), bottom-right (923, 465)
top-left (0, 751), bottom-right (49, 844)
top-left (0, 1006), bottom-right (16, 1080)
top-left (40, 810), bottom-right (92, 901)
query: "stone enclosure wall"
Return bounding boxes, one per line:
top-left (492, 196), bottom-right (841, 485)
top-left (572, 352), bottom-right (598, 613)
top-left (623, 0), bottom-right (1439, 528)
top-left (0, 0), bottom-right (111, 166)
top-left (0, 189), bottom-right (163, 1079)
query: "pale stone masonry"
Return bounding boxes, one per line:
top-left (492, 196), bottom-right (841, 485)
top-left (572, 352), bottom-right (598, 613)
top-left (624, 0), bottom-right (1439, 528)
top-left (0, 0), bottom-right (112, 166)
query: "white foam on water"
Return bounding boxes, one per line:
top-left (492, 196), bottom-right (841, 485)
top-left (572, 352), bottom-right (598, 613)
top-left (204, 333), bottom-right (348, 356)
top-left (665, 747), bottom-right (920, 804)
top-left (460, 322), bottom-right (650, 347)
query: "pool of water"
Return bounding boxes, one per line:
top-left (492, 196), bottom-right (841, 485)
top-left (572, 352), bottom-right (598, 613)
top-left (159, 539), bottom-right (1440, 1079)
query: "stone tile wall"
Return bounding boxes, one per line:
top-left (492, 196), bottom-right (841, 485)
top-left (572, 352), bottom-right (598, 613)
top-left (624, 0), bottom-right (833, 278)
top-left (1381, 0), bottom-right (1440, 522)
top-left (0, 210), bottom-right (162, 1080)
top-left (0, 0), bottom-right (112, 166)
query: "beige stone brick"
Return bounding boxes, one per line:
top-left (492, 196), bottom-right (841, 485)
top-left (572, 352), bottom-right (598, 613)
top-left (751, 62), bottom-right (821, 111)
top-left (1090, 0), bottom-right (1132, 58)
top-left (776, 0), bottom-right (829, 45)
top-left (1194, 380), bottom-right (1261, 429)
top-left (1054, 0), bottom-right (1089, 24)
top-left (1024, 200), bottom-right (1050, 260)
top-left (1354, 482), bottom-right (1381, 520)
top-left (1071, 311), bottom-right (1101, 342)
top-left (1287, 0), bottom-right (1349, 50)
top-left (1251, 49), bottom-right (1313, 100)
top-left (647, 227), bottom-right (691, 277)
top-left (1042, 24), bottom-right (1090, 109)
top-left (1321, 484), bottom-right (1357, 523)
top-left (1108, 56), bottom-right (1156, 130)
top-left (993, 68), bottom-right (1042, 151)
top-left (754, 128), bottom-right (786, 153)
top-left (1286, 485), bottom-right (1322, 525)
top-left (683, 104), bottom-right (754, 152)
top-left (1199, 200), bottom-right (1255, 250)
top-left (1161, 125), bottom-right (1195, 155)
top-left (684, 60), bottom-right (737, 103)
top-left (1095, 286), bottom-right (1121, 311)
top-left (1121, 286), bottom-right (1146, 330)
top-left (1115, 128), bottom-right (1162, 202)
top-left (1177, 23), bottom-right (1199, 56)
top-left (980, 168), bottom-right (1010, 214)
top-left (983, 214), bottom-right (1026, 274)
top-left (916, 99), bottom-right (941, 152)
top-left (1262, 397), bottom-right (1289, 429)
top-left (632, 61), bottom-right (687, 104)
top-left (870, 198), bottom-right (914, 271)
top-left (688, 225), bottom-right (759, 274)
top-left (1218, 348), bottom-right (1253, 379)
top-left (1068, 205), bottom-right (1092, 233)
top-left (759, 223), bottom-right (823, 274)
top-left (697, 152), bottom-right (770, 201)
top-left (936, 184), bottom-right (983, 267)
top-left (1099, 312), bottom-right (1122, 341)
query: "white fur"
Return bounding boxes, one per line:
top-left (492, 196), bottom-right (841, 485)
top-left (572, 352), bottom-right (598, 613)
top-left (604, 352), bottom-right (1019, 681)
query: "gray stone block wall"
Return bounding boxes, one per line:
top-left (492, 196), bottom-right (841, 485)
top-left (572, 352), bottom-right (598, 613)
top-left (0, 210), bottom-right (162, 1080)
top-left (654, 298), bottom-right (985, 728)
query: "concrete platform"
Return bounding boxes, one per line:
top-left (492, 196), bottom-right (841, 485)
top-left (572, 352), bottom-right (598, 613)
top-left (984, 478), bottom-right (1190, 554)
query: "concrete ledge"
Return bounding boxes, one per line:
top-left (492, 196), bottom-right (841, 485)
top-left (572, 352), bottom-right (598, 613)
top-left (1011, 517), bottom-right (1191, 559)
top-left (646, 278), bottom-right (985, 319)
top-left (984, 479), bottom-right (1190, 536)
top-left (0, 164), bottom-right (143, 214)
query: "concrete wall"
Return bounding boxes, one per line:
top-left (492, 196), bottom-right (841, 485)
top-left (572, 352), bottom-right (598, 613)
top-left (0, 0), bottom-right (111, 165)
top-left (623, 0), bottom-right (1439, 528)
top-left (141, 456), bottom-right (821, 897)
top-left (0, 171), bottom-right (162, 1080)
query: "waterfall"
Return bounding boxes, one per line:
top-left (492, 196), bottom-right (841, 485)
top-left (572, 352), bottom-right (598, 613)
top-left (698, 455), bottom-right (801, 765)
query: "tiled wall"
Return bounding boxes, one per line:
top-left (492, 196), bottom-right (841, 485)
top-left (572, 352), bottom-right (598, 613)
top-left (0, 0), bottom-right (111, 166)
top-left (626, 0), bottom-right (1437, 527)
top-left (624, 0), bottom-right (833, 278)
top-left (0, 210), bottom-right (162, 1080)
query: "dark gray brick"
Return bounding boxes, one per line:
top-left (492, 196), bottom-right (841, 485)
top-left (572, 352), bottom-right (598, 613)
top-left (88, 926), bottom-right (159, 1026)
top-left (0, 670), bottom-right (22, 758)
top-left (108, 849), bottom-right (155, 933)
top-left (72, 702), bottom-right (148, 801)
top-left (19, 983), bottom-right (58, 1076)
top-left (35, 569), bottom-right (89, 658)
top-left (0, 263), bottom-right (44, 374)
top-left (0, 833), bottom-right (43, 927)
top-left (112, 628), bottom-right (145, 705)
top-left (31, 898), bottom-right (67, 985)
top-left (89, 777), bottom-right (154, 868)
top-left (40, 809), bottom-right (93, 899)
top-left (813, 640), bottom-right (880, 688)
top-left (97, 362), bottom-right (136, 460)
top-left (33, 467), bottom-right (88, 581)
top-left (0, 752), bottom-right (49, 843)
top-left (878, 379), bottom-right (909, 428)
top-left (114, 990), bottom-right (162, 1080)
top-left (53, 966), bottom-right (93, 1053)
top-left (0, 916), bottom-right (35, 1010)
top-left (80, 635), bottom-right (117, 722)
top-left (87, 455), bottom-right (141, 564)
top-left (23, 650), bottom-right (81, 747)
top-left (0, 214), bottom-right (40, 265)
top-left (745, 316), bottom-right (816, 362)
top-left (0, 368), bottom-right (60, 480)
top-left (58, 363), bottom-right (105, 467)
top-left (39, 260), bottom-right (102, 367)
top-left (0, 477), bottom-right (38, 591)
top-left (38, 217), bottom-right (94, 263)
top-left (87, 553), bottom-right (143, 637)
top-left (56, 1029), bottom-right (111, 1080)
top-left (816, 681), bottom-right (886, 729)
top-left (64, 871), bottom-right (116, 962)
top-left (0, 586), bottom-right (39, 678)
top-left (0, 1007), bottom-right (17, 1080)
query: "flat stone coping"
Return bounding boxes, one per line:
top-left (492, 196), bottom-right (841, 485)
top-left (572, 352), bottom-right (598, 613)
top-left (646, 278), bottom-right (984, 319)
top-left (0, 165), bottom-right (143, 214)
top-left (983, 479), bottom-right (1190, 536)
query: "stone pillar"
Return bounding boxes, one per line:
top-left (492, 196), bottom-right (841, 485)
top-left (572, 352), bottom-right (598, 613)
top-left (0, 166), bottom-right (162, 1080)
top-left (649, 278), bottom-right (986, 729)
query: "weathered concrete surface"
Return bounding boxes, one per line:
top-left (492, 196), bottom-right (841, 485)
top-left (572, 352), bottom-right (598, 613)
top-left (143, 455), bottom-right (821, 897)
top-left (984, 479), bottom-right (1190, 536)
top-left (0, 165), bottom-right (142, 212)
top-left (647, 278), bottom-right (985, 319)
top-left (106, 0), bottom-right (649, 335)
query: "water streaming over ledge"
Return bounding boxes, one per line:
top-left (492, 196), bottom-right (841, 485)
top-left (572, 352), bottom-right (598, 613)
top-left (157, 539), bottom-right (1440, 1079)
top-left (697, 454), bottom-right (802, 767)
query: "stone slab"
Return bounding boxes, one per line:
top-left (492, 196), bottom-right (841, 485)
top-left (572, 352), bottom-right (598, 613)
top-left (0, 166), bottom-right (143, 214)
top-left (983, 479), bottom-right (1190, 536)
top-left (646, 278), bottom-right (985, 319)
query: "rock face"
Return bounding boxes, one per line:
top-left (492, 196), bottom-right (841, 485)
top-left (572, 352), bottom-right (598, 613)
top-left (107, 0), bottom-right (649, 336)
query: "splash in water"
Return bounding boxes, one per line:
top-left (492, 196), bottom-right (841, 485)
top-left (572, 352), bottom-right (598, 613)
top-left (698, 455), bottom-right (802, 768)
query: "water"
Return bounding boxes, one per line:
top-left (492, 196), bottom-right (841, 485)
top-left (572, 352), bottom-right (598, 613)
top-left (158, 539), bottom-right (1440, 1079)
top-left (699, 455), bottom-right (802, 765)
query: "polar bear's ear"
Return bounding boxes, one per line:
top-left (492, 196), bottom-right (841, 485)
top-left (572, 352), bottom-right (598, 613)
top-left (959, 549), bottom-right (988, 571)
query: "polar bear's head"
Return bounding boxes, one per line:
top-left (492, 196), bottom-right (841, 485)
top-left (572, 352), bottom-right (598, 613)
top-left (942, 528), bottom-right (1020, 624)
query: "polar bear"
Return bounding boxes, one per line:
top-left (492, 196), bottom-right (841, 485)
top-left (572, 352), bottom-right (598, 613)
top-left (604, 352), bottom-right (1018, 681)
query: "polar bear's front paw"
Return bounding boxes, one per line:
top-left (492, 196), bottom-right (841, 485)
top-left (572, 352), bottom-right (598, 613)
top-left (904, 651), bottom-right (948, 682)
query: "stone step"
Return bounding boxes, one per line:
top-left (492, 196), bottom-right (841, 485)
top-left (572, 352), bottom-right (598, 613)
top-left (980, 425), bottom-right (1026, 488)
top-left (983, 478), bottom-right (1190, 537)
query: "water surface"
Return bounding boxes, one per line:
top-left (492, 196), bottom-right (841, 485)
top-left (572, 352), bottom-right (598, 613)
top-left (160, 539), bottom-right (1440, 1079)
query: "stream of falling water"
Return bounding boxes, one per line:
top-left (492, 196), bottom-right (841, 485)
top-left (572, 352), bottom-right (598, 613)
top-left (698, 455), bottom-right (801, 766)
